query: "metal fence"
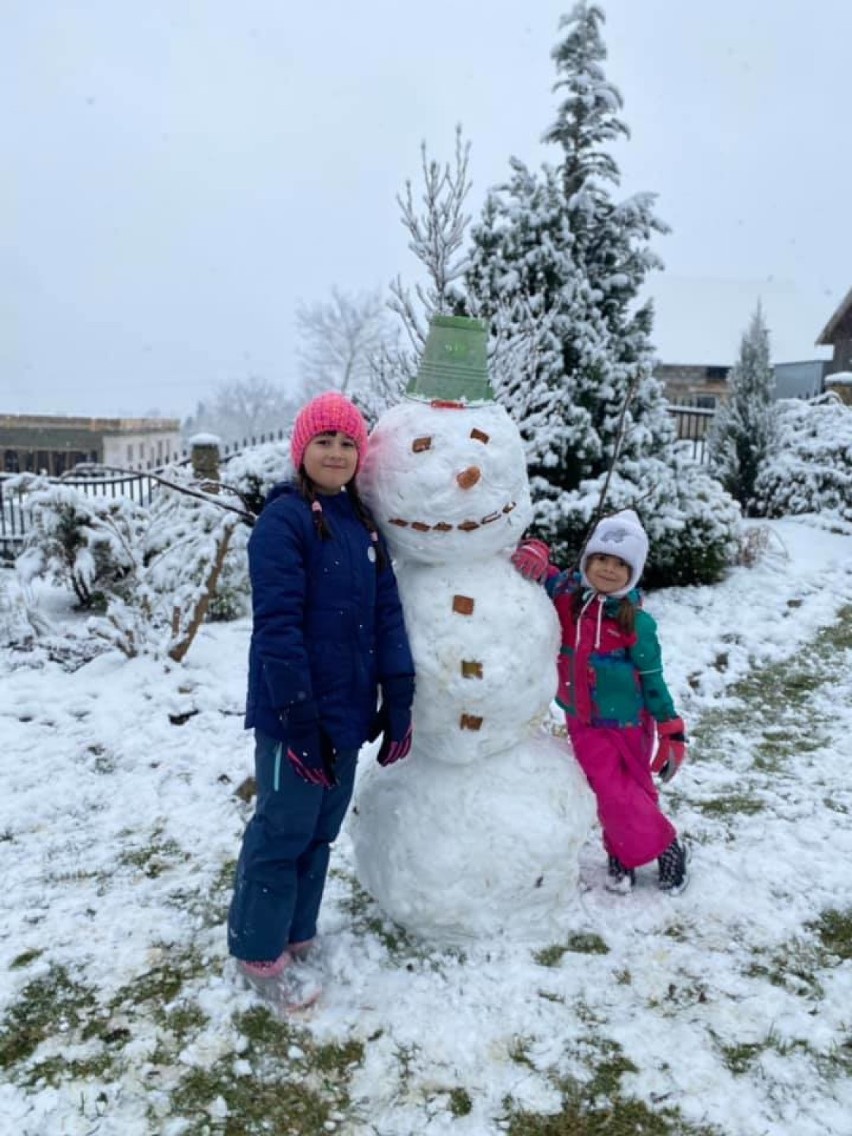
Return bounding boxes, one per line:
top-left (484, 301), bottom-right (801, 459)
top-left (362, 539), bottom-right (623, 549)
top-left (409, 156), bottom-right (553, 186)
top-left (667, 401), bottom-right (715, 464)
top-left (1, 413), bottom-right (714, 564)
top-left (0, 470), bottom-right (165, 563)
top-left (0, 429), bottom-right (294, 563)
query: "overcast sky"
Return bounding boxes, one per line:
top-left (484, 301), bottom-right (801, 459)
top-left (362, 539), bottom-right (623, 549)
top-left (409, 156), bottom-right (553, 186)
top-left (3, 0), bottom-right (850, 421)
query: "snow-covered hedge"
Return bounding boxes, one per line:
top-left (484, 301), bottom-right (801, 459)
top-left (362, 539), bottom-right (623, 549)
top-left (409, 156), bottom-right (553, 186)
top-left (11, 475), bottom-right (147, 610)
top-left (751, 393), bottom-right (852, 522)
top-left (531, 450), bottom-right (742, 588)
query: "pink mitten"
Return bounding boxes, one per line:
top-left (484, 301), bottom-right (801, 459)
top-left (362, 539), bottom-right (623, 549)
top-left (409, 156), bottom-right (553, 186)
top-left (510, 539), bottom-right (551, 583)
top-left (652, 718), bottom-right (687, 783)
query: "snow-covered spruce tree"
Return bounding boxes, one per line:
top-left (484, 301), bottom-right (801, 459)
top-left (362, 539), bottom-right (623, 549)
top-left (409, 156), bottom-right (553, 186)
top-left (465, 2), bottom-right (739, 583)
top-left (708, 302), bottom-right (776, 515)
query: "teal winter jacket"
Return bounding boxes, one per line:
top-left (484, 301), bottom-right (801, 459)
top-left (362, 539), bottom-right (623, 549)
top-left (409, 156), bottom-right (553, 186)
top-left (545, 571), bottom-right (677, 728)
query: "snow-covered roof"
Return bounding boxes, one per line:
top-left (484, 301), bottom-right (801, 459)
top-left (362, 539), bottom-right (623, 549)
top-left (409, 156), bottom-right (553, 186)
top-left (816, 284), bottom-right (852, 345)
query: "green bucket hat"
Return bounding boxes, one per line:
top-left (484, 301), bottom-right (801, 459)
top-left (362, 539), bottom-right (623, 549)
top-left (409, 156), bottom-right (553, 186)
top-left (406, 315), bottom-right (494, 403)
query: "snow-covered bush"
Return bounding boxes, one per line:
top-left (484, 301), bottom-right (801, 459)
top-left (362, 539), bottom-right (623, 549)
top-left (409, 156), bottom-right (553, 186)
top-left (11, 468), bottom-right (255, 660)
top-left (532, 450), bottom-right (742, 587)
top-left (751, 393), bottom-right (852, 521)
top-left (12, 475), bottom-right (147, 610)
top-left (207, 440), bottom-right (292, 620)
top-left (89, 467), bottom-right (247, 661)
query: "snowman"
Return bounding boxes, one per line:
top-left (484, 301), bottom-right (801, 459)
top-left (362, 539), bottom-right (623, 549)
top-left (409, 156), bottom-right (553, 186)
top-left (350, 316), bottom-right (594, 943)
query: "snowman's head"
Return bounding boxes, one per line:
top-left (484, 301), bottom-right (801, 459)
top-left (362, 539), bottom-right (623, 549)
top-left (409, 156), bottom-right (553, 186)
top-left (359, 398), bottom-right (533, 564)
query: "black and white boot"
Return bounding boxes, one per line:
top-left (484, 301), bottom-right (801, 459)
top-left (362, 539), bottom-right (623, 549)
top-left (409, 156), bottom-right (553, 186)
top-left (658, 839), bottom-right (689, 895)
top-left (605, 853), bottom-right (636, 894)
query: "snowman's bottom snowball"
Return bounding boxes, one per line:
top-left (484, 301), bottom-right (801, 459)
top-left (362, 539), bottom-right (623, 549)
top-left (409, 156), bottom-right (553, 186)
top-left (350, 732), bottom-right (595, 943)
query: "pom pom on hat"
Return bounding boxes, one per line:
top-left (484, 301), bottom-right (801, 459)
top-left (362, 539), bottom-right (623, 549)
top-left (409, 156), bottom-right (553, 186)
top-left (290, 392), bottom-right (369, 472)
top-left (580, 509), bottom-right (649, 596)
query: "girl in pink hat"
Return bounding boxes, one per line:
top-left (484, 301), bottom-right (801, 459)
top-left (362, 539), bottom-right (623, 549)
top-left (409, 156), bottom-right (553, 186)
top-left (228, 391), bottom-right (415, 1010)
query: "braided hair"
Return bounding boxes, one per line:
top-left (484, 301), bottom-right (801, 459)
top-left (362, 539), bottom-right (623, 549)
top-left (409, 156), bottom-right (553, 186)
top-left (296, 470), bottom-right (387, 571)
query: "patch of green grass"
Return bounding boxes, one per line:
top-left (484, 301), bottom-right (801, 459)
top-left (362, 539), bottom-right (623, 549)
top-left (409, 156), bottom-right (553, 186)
top-left (119, 829), bottom-right (188, 878)
top-left (693, 794), bottom-right (765, 818)
top-left (0, 964), bottom-right (99, 1069)
top-left (10, 949), bottom-right (43, 970)
top-left (720, 1027), bottom-right (852, 1082)
top-left (720, 1040), bottom-right (763, 1075)
top-left (824, 796), bottom-right (848, 814)
top-left (746, 940), bottom-right (824, 1000)
top-left (690, 604), bottom-right (852, 782)
top-left (745, 910), bottom-right (852, 1004)
top-left (808, 907), bottom-right (852, 962)
top-left (508, 1035), bottom-right (536, 1069)
top-left (109, 944), bottom-right (207, 1023)
top-left (449, 1086), bottom-right (473, 1116)
top-left (24, 1049), bottom-right (118, 1089)
top-left (165, 1006), bottom-right (365, 1135)
top-left (163, 1000), bottom-right (208, 1047)
top-left (534, 933), bottom-right (609, 968)
top-left (166, 858), bottom-right (236, 930)
top-left (503, 1042), bottom-right (721, 1136)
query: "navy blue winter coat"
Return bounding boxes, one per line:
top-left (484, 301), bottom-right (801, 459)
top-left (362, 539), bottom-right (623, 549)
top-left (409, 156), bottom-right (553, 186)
top-left (244, 482), bottom-right (414, 750)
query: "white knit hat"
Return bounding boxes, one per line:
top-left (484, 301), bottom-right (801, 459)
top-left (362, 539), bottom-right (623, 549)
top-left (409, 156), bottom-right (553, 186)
top-left (580, 509), bottom-right (649, 596)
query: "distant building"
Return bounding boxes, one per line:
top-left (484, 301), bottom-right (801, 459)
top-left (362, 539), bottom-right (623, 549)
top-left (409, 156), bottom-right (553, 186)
top-left (656, 358), bottom-right (831, 408)
top-left (816, 286), bottom-right (852, 375)
top-left (654, 364), bottom-right (730, 411)
top-left (0, 414), bottom-right (182, 476)
top-left (773, 360), bottom-right (832, 400)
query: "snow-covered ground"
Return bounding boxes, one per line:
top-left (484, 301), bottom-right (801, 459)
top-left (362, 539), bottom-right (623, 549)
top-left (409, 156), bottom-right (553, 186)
top-left (1, 514), bottom-right (850, 1135)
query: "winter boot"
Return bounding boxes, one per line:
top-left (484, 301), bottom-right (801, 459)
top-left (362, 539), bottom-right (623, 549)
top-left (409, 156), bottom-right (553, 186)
top-left (658, 839), bottom-right (689, 895)
top-left (236, 952), bottom-right (322, 1013)
top-left (605, 853), bottom-right (636, 894)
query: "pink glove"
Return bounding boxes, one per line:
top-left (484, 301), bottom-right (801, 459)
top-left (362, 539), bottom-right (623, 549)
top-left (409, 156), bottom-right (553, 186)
top-left (510, 539), bottom-right (551, 583)
top-left (651, 718), bottom-right (687, 783)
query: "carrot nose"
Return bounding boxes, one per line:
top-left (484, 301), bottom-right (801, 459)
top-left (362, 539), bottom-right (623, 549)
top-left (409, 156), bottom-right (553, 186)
top-left (456, 466), bottom-right (481, 489)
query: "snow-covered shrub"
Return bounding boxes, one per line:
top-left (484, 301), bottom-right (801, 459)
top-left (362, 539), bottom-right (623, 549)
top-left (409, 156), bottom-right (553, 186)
top-left (0, 572), bottom-right (31, 645)
top-left (90, 467), bottom-right (246, 661)
top-left (751, 393), bottom-right (852, 521)
top-left (221, 439), bottom-right (291, 514)
top-left (205, 440), bottom-right (292, 620)
top-left (11, 475), bottom-right (147, 610)
top-left (532, 450), bottom-right (741, 588)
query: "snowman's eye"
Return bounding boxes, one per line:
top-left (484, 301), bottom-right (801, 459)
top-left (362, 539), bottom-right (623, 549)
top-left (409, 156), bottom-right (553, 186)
top-left (470, 429), bottom-right (490, 444)
top-left (412, 436), bottom-right (432, 453)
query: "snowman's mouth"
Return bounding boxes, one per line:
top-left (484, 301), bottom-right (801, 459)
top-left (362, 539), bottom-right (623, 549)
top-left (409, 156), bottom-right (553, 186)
top-left (387, 502), bottom-right (517, 533)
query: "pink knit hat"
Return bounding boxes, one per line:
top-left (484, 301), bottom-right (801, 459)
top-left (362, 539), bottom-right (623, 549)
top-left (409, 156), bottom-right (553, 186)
top-left (290, 392), bottom-right (369, 472)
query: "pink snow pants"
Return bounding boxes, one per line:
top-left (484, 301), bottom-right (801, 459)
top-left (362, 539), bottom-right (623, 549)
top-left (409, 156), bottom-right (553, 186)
top-left (568, 718), bottom-right (676, 869)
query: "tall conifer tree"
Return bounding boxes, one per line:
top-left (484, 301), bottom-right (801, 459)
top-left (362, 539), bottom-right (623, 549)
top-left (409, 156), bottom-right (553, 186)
top-left (708, 302), bottom-right (776, 514)
top-left (466, 2), bottom-right (674, 552)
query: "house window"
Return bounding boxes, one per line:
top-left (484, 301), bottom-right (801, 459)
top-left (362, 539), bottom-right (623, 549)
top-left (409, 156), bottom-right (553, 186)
top-left (695, 395), bottom-right (717, 410)
top-left (127, 444), bottom-right (133, 462)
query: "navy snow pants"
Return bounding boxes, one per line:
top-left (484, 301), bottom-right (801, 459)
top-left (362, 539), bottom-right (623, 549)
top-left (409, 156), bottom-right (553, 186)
top-left (227, 729), bottom-right (358, 963)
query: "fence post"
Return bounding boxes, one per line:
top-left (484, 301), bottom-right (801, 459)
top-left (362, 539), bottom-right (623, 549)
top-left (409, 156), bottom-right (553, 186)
top-left (190, 434), bottom-right (221, 492)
